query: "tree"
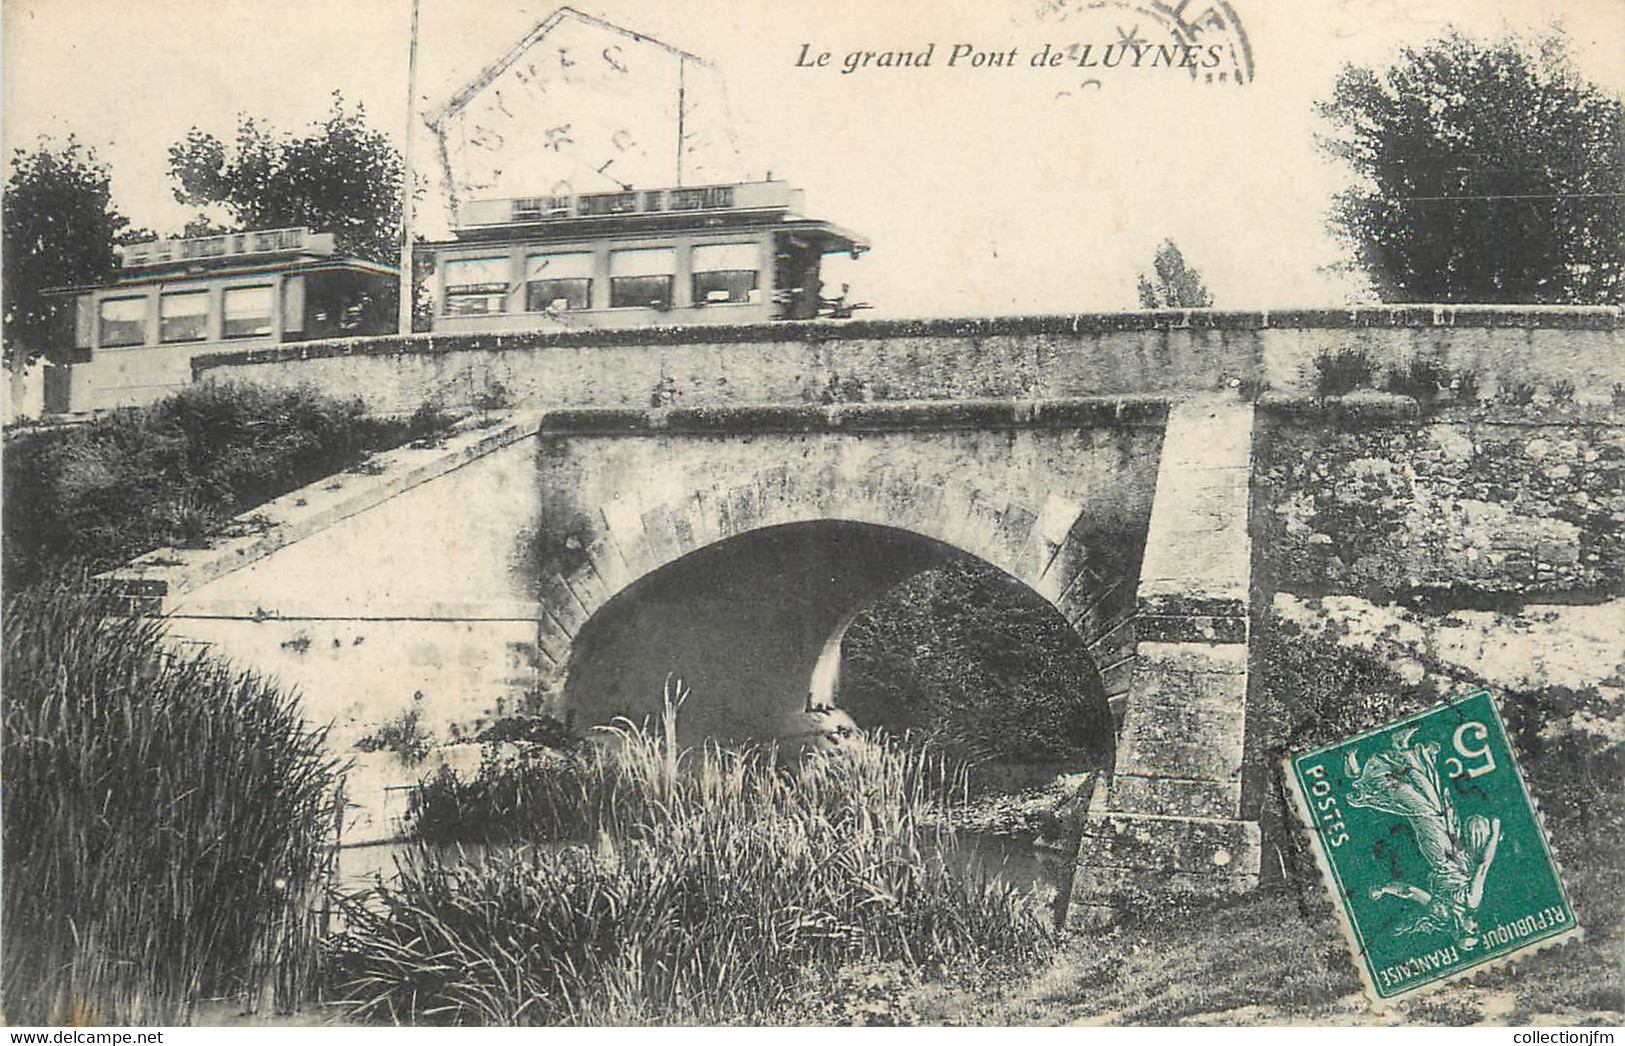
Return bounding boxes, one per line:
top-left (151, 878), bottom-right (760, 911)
top-left (1136, 240), bottom-right (1213, 308)
top-left (3, 139), bottom-right (134, 364)
top-left (168, 93), bottom-right (403, 265)
top-left (1318, 29), bottom-right (1624, 305)
top-left (839, 561), bottom-right (1114, 770)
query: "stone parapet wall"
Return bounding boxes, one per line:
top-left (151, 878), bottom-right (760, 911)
top-left (189, 306), bottom-right (1625, 415)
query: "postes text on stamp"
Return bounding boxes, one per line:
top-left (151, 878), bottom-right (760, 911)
top-left (1285, 689), bottom-right (1580, 1002)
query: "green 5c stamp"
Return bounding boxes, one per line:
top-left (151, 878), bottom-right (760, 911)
top-left (1286, 690), bottom-right (1581, 1002)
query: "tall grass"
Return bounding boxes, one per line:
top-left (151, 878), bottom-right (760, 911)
top-left (332, 683), bottom-right (1051, 1024)
top-left (1, 586), bottom-right (341, 1024)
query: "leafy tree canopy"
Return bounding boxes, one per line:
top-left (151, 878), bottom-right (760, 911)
top-left (3, 138), bottom-right (136, 365)
top-left (1136, 240), bottom-right (1213, 309)
top-left (168, 93), bottom-right (403, 265)
top-left (1318, 29), bottom-right (1624, 305)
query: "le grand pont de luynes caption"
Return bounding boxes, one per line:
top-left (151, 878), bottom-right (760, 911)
top-left (796, 41), bottom-right (1232, 74)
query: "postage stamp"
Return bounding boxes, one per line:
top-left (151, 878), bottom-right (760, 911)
top-left (1285, 689), bottom-right (1581, 1003)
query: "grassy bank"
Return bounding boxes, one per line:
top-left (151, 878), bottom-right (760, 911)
top-left (328, 687), bottom-right (1052, 1025)
top-left (2, 382), bottom-right (448, 590)
top-left (769, 608), bottom-right (1624, 1026)
top-left (1, 587), bottom-right (340, 1025)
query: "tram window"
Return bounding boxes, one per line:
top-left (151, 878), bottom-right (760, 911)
top-left (159, 290), bottom-right (210, 343)
top-left (691, 243), bottom-right (760, 304)
top-left (444, 257), bottom-right (510, 315)
top-left (525, 252), bottom-right (594, 311)
top-left (609, 247), bottom-right (674, 309)
top-left (222, 286), bottom-right (274, 338)
top-left (99, 296), bottom-right (147, 347)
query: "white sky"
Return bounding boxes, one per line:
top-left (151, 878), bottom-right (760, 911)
top-left (4, 0), bottom-right (1622, 317)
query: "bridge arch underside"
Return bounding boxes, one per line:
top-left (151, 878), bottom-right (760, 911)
top-left (528, 425), bottom-right (1163, 757)
top-left (559, 520), bottom-right (1116, 764)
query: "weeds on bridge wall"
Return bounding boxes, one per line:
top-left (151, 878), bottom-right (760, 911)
top-left (1, 586), bottom-right (340, 1024)
top-left (2, 383), bottom-right (454, 591)
top-left (329, 695), bottom-right (1051, 1024)
top-left (1312, 346), bottom-right (1380, 398)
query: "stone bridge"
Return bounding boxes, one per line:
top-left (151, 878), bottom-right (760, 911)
top-left (100, 306), bottom-right (1625, 925)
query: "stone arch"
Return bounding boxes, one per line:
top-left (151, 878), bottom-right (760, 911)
top-left (529, 462), bottom-right (1143, 729)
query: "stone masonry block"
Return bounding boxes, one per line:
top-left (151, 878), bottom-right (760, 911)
top-left (992, 504), bottom-right (1041, 579)
top-left (686, 489), bottom-right (725, 551)
top-left (1070, 863), bottom-right (1259, 905)
top-left (1077, 812), bottom-right (1261, 875)
top-left (1115, 670), bottom-right (1248, 780)
top-left (1156, 403), bottom-right (1255, 469)
top-left (1099, 655), bottom-right (1136, 698)
top-left (1054, 566), bottom-right (1117, 624)
top-left (638, 503), bottom-right (682, 568)
top-left (600, 497), bottom-right (648, 567)
top-left (1110, 774), bottom-right (1243, 820)
top-left (1033, 539), bottom-right (1089, 605)
top-left (669, 508), bottom-right (698, 556)
top-left (1137, 533), bottom-right (1250, 598)
top-left (1133, 640), bottom-right (1247, 675)
top-left (1134, 613), bottom-right (1248, 643)
top-left (559, 565), bottom-right (610, 623)
top-left (1148, 463), bottom-right (1251, 518)
top-left (756, 463), bottom-right (794, 516)
top-left (1035, 493), bottom-right (1085, 549)
top-left (582, 535), bottom-right (634, 596)
top-left (1082, 611), bottom-right (1134, 655)
top-left (1067, 860), bottom-right (1260, 929)
top-left (536, 574), bottom-right (589, 638)
top-left (1135, 593), bottom-right (1248, 619)
top-left (720, 480), bottom-right (766, 539)
top-left (534, 615), bottom-right (573, 671)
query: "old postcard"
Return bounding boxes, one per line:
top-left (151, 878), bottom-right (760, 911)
top-left (2, 0), bottom-right (1620, 1030)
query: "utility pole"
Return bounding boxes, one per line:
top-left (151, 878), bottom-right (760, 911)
top-left (397, 0), bottom-right (421, 335)
top-left (676, 56), bottom-right (685, 187)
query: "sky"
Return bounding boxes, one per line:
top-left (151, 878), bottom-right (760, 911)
top-left (4, 0), bottom-right (1622, 317)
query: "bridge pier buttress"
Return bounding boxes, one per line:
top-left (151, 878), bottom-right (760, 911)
top-left (1068, 395), bottom-right (1261, 927)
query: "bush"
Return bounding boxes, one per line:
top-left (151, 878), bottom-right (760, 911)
top-left (1237, 376), bottom-right (1271, 402)
top-left (1453, 367), bottom-right (1481, 404)
top-left (475, 711), bottom-right (579, 748)
top-left (1312, 346), bottom-right (1377, 397)
top-left (332, 690), bottom-right (1052, 1024)
top-left (1499, 380), bottom-right (1538, 406)
top-left (2, 382), bottom-right (436, 591)
top-left (405, 401), bottom-right (453, 443)
top-left (410, 747), bottom-right (590, 844)
top-left (1, 586), bottom-right (340, 1024)
top-left (839, 561), bottom-right (1115, 769)
top-left (1383, 356), bottom-right (1453, 401)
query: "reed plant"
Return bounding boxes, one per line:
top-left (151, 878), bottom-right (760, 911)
top-left (1, 585), bottom-right (341, 1025)
top-left (332, 681), bottom-right (1051, 1024)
